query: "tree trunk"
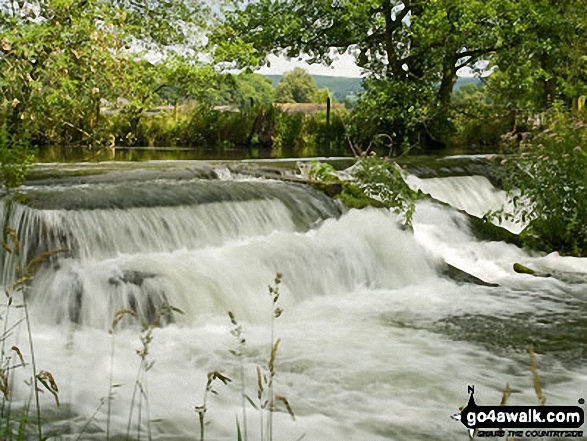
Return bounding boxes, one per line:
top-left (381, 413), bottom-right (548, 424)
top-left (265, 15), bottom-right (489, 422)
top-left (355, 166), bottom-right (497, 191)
top-left (381, 0), bottom-right (403, 77)
top-left (544, 78), bottom-right (557, 106)
top-left (437, 58), bottom-right (457, 110)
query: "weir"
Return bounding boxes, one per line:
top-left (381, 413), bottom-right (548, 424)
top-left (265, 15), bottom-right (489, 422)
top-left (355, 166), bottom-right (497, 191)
top-left (0, 178), bottom-right (347, 326)
top-left (0, 180), bottom-right (341, 266)
top-left (0, 162), bottom-right (529, 327)
top-left (1, 160), bottom-right (586, 441)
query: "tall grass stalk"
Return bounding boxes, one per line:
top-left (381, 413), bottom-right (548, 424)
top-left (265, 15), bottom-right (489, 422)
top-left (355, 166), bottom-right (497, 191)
top-left (126, 304), bottom-right (182, 440)
top-left (228, 311), bottom-right (248, 441)
top-left (108, 309), bottom-right (135, 440)
top-left (195, 371), bottom-right (231, 441)
top-left (528, 345), bottom-right (546, 405)
top-left (0, 228), bottom-right (63, 439)
top-left (267, 273), bottom-right (283, 441)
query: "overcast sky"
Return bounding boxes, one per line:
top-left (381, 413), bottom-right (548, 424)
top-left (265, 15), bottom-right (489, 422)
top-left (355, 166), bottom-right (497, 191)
top-left (255, 53), bottom-right (483, 78)
top-left (256, 54), bottom-right (364, 78)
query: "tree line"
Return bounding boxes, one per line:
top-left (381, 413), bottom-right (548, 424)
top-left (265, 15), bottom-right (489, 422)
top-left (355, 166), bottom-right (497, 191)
top-left (1, 0), bottom-right (586, 158)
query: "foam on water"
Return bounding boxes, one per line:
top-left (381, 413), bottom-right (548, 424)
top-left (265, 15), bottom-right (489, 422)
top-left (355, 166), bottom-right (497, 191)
top-left (405, 174), bottom-right (526, 233)
top-left (1, 167), bottom-right (586, 440)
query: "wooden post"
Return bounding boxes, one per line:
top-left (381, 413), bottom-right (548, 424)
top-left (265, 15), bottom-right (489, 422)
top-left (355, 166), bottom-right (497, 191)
top-left (326, 96), bottom-right (331, 157)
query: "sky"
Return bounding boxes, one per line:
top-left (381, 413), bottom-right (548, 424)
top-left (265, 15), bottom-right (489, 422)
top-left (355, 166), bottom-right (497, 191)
top-left (255, 53), bottom-right (484, 78)
top-left (256, 54), bottom-right (364, 78)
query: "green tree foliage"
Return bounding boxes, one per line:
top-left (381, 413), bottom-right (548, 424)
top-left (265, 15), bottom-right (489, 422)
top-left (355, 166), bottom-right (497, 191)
top-left (210, 0), bottom-right (523, 146)
top-left (220, 71), bottom-right (275, 106)
top-left (452, 83), bottom-right (488, 106)
top-left (497, 110), bottom-right (587, 256)
top-left (274, 68), bottom-right (320, 103)
top-left (147, 63), bottom-right (275, 108)
top-left (157, 60), bottom-right (228, 105)
top-left (210, 0), bottom-right (587, 148)
top-left (350, 77), bottom-right (435, 153)
top-left (0, 0), bottom-right (209, 146)
top-left (449, 83), bottom-right (512, 150)
top-left (487, 0), bottom-right (587, 109)
top-left (0, 123), bottom-right (34, 189)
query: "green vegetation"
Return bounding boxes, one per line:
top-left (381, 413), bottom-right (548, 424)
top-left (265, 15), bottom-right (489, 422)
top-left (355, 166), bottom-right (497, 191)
top-left (275, 68), bottom-right (321, 103)
top-left (0, 228), bottom-right (64, 439)
top-left (0, 0), bottom-right (584, 158)
top-left (306, 155), bottom-right (418, 226)
top-left (0, 124), bottom-right (35, 189)
top-left (496, 110), bottom-right (587, 257)
top-left (0, 0), bottom-right (208, 147)
top-left (211, 0), bottom-right (585, 150)
top-left (265, 74), bottom-right (363, 103)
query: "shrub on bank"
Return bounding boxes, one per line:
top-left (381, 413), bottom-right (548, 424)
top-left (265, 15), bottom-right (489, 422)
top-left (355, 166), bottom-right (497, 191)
top-left (103, 105), bottom-right (351, 158)
top-left (497, 109), bottom-right (587, 256)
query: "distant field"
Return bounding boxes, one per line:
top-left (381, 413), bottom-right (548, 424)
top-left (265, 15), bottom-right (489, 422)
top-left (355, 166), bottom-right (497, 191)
top-left (264, 74), bottom-right (484, 102)
top-left (264, 74), bottom-right (363, 102)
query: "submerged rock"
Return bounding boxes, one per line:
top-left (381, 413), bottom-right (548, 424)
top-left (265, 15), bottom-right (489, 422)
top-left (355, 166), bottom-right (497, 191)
top-left (442, 263), bottom-right (499, 287)
top-left (108, 270), bottom-right (157, 287)
top-left (513, 263), bottom-right (551, 278)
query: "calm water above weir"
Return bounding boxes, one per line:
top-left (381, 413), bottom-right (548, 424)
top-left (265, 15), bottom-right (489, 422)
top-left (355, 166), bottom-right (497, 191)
top-left (1, 157), bottom-right (586, 440)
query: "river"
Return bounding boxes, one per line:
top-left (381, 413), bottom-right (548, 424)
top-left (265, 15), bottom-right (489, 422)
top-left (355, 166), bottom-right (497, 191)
top-left (0, 158), bottom-right (585, 440)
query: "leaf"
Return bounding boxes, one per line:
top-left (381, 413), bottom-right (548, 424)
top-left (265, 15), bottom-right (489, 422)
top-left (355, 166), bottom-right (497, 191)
top-left (12, 346), bottom-right (25, 366)
top-left (24, 249), bottom-right (69, 276)
top-left (256, 366), bottom-right (263, 399)
top-left (269, 338), bottom-right (281, 374)
top-left (236, 416), bottom-right (243, 441)
top-left (37, 370), bottom-right (59, 406)
top-left (110, 308), bottom-right (136, 331)
top-left (275, 395), bottom-right (295, 421)
top-left (245, 394), bottom-right (259, 410)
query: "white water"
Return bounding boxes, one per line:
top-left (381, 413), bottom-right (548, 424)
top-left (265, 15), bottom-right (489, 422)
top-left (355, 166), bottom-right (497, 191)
top-left (2, 172), bottom-right (587, 440)
top-left (405, 174), bottom-right (526, 234)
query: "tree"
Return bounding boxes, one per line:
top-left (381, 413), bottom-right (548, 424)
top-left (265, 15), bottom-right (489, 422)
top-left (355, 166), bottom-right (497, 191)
top-left (220, 71), bottom-right (275, 106)
top-left (157, 59), bottom-right (228, 105)
top-left (486, 0), bottom-right (587, 109)
top-left (0, 0), bottom-right (209, 146)
top-left (209, 0), bottom-right (522, 147)
top-left (211, 0), bottom-right (587, 149)
top-left (274, 68), bottom-right (319, 103)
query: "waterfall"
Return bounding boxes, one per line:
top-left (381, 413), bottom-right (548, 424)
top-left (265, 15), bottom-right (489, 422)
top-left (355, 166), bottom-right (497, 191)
top-left (0, 179), bottom-right (341, 280)
top-left (1, 160), bottom-right (586, 441)
top-left (29, 208), bottom-right (436, 327)
top-left (404, 174), bottom-right (526, 233)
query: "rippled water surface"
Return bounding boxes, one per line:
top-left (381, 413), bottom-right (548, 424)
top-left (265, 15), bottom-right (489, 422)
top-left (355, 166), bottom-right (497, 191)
top-left (1, 160), bottom-right (586, 440)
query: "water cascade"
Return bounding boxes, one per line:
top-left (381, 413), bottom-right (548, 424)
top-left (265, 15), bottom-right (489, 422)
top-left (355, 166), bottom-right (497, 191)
top-left (0, 162), bottom-right (585, 440)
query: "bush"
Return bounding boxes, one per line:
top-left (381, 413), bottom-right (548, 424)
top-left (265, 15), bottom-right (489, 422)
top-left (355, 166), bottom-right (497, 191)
top-left (350, 154), bottom-right (418, 225)
top-left (0, 122), bottom-right (35, 189)
top-left (349, 78), bottom-right (435, 154)
top-left (497, 110), bottom-right (587, 256)
top-left (449, 103), bottom-right (513, 151)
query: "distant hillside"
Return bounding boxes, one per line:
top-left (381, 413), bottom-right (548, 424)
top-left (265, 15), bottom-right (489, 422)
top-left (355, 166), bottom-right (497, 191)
top-left (264, 74), bottom-right (484, 101)
top-left (313, 76), bottom-right (363, 101)
top-left (264, 74), bottom-right (285, 88)
top-left (264, 74), bottom-right (363, 102)
top-left (454, 77), bottom-right (484, 90)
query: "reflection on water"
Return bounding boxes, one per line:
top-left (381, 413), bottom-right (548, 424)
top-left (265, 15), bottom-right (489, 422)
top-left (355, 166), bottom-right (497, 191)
top-left (35, 145), bottom-right (281, 163)
top-left (34, 143), bottom-right (500, 164)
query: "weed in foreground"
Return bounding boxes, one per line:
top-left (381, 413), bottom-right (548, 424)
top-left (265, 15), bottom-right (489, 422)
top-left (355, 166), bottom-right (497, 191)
top-left (195, 274), bottom-right (295, 441)
top-left (126, 304), bottom-right (184, 441)
top-left (195, 371), bottom-right (232, 441)
top-left (0, 227), bottom-right (64, 439)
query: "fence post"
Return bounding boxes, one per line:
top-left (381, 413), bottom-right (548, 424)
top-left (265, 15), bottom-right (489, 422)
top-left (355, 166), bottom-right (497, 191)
top-left (326, 96), bottom-right (331, 157)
